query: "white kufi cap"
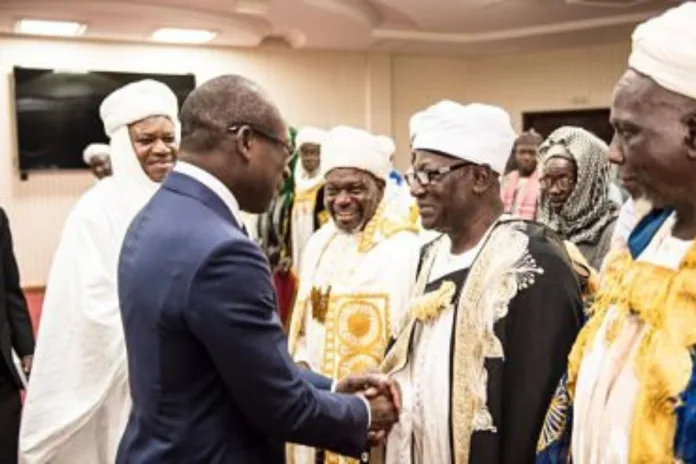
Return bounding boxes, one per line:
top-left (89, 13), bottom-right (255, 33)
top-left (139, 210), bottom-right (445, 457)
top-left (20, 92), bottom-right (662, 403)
top-left (628, 3), bottom-right (696, 101)
top-left (82, 143), bottom-right (110, 165)
top-left (321, 126), bottom-right (391, 181)
top-left (296, 126), bottom-right (327, 147)
top-left (412, 100), bottom-right (515, 174)
top-left (99, 79), bottom-right (179, 138)
top-left (409, 111), bottom-right (424, 143)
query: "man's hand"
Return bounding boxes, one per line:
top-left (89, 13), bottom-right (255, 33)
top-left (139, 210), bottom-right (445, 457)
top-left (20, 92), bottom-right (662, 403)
top-left (335, 372), bottom-right (401, 412)
top-left (21, 355), bottom-right (33, 375)
top-left (366, 393), bottom-right (398, 446)
top-left (335, 372), bottom-right (401, 446)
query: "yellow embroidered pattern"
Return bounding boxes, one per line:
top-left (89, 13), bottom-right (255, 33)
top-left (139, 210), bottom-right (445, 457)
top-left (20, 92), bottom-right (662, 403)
top-left (410, 281), bottom-right (456, 322)
top-left (566, 242), bottom-right (696, 463)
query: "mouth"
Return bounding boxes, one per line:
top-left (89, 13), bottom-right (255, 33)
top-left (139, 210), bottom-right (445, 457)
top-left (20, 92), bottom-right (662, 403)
top-left (417, 203), bottom-right (436, 215)
top-left (149, 156), bottom-right (174, 167)
top-left (335, 211), bottom-right (356, 221)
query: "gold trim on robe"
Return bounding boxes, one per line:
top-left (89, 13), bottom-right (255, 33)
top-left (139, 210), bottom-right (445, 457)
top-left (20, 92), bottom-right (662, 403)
top-left (382, 221), bottom-right (543, 464)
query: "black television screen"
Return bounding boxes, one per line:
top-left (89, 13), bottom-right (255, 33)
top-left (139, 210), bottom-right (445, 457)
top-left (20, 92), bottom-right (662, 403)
top-left (13, 67), bottom-right (195, 174)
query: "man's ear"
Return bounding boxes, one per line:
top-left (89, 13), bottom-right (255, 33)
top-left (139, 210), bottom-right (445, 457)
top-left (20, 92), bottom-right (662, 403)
top-left (471, 166), bottom-right (495, 195)
top-left (235, 126), bottom-right (254, 162)
top-left (684, 111), bottom-right (696, 161)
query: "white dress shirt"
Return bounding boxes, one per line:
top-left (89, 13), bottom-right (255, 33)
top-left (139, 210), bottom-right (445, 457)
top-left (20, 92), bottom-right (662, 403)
top-left (173, 161), bottom-right (245, 229)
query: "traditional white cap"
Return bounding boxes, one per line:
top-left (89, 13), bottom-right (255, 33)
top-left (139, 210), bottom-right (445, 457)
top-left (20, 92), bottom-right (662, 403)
top-left (376, 135), bottom-right (396, 157)
top-left (628, 2), bottom-right (696, 101)
top-left (82, 143), bottom-right (110, 165)
top-left (409, 111), bottom-right (424, 143)
top-left (99, 79), bottom-right (179, 138)
top-left (295, 126), bottom-right (327, 147)
top-left (321, 126), bottom-right (391, 181)
top-left (412, 100), bottom-right (515, 174)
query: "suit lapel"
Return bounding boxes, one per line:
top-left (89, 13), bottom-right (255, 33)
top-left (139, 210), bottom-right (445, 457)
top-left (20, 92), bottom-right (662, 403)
top-left (162, 172), bottom-right (242, 231)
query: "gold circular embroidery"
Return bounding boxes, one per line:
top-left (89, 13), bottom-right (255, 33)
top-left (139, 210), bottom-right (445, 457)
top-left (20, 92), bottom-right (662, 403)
top-left (337, 299), bottom-right (382, 347)
top-left (347, 312), bottom-right (370, 338)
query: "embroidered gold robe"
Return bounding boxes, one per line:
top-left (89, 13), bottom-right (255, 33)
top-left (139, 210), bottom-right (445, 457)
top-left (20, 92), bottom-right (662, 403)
top-left (287, 204), bottom-right (420, 464)
top-left (567, 212), bottom-right (696, 463)
top-left (382, 219), bottom-right (583, 464)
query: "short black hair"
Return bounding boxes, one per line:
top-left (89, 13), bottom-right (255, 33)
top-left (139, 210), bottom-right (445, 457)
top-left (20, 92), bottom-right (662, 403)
top-left (179, 74), bottom-right (283, 153)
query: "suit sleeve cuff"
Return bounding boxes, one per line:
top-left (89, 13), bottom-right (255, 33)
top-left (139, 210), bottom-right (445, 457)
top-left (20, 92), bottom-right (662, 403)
top-left (331, 382), bottom-right (371, 427)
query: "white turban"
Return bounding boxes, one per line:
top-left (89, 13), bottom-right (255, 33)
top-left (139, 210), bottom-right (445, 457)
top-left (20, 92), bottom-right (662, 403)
top-left (98, 79), bottom-right (180, 193)
top-left (376, 135), bottom-right (396, 158)
top-left (321, 126), bottom-right (391, 181)
top-left (99, 79), bottom-right (179, 137)
top-left (409, 111), bottom-right (424, 143)
top-left (412, 100), bottom-right (515, 174)
top-left (628, 2), bottom-right (696, 101)
top-left (83, 143), bottom-right (110, 165)
top-left (295, 126), bottom-right (327, 148)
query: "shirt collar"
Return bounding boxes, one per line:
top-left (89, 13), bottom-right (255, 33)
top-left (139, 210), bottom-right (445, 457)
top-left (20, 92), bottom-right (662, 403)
top-left (173, 161), bottom-right (244, 229)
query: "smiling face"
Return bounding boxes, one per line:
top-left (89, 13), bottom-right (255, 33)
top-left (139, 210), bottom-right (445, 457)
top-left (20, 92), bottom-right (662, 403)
top-left (128, 116), bottom-right (178, 182)
top-left (324, 168), bottom-right (384, 233)
top-left (610, 69), bottom-right (696, 210)
top-left (409, 150), bottom-right (479, 233)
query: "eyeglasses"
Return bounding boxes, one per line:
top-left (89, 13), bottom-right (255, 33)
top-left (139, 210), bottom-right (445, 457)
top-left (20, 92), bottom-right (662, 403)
top-left (540, 176), bottom-right (575, 191)
top-left (405, 161), bottom-right (474, 187)
top-left (228, 124), bottom-right (294, 156)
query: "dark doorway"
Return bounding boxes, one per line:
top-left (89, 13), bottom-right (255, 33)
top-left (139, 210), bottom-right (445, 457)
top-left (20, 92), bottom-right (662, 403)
top-left (522, 108), bottom-right (613, 144)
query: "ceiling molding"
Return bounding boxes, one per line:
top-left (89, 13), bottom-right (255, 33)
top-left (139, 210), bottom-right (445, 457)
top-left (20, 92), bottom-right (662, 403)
top-left (372, 10), bottom-right (658, 43)
top-left (565, 0), bottom-right (652, 7)
top-left (0, 0), bottom-right (272, 44)
top-left (301, 0), bottom-right (380, 27)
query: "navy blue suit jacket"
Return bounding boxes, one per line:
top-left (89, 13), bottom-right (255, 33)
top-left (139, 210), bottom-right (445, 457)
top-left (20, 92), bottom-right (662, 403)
top-left (117, 171), bottom-right (369, 464)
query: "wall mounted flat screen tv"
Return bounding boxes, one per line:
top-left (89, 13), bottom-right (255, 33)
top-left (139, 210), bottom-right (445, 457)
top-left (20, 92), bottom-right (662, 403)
top-left (13, 67), bottom-right (195, 177)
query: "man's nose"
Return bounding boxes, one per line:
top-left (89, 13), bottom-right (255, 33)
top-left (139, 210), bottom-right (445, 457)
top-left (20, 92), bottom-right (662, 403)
top-left (152, 139), bottom-right (171, 154)
top-left (608, 137), bottom-right (625, 165)
top-left (335, 191), bottom-right (351, 205)
top-left (409, 180), bottom-right (425, 198)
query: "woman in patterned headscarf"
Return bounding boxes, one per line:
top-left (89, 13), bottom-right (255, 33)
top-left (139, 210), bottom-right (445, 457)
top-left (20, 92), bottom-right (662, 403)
top-left (538, 126), bottom-right (619, 270)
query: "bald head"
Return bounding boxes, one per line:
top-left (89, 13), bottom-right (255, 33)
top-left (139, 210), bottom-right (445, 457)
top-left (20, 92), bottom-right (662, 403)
top-left (180, 74), bottom-right (285, 154)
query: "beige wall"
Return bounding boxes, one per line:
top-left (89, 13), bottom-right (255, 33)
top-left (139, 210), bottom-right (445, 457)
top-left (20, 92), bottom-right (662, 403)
top-left (0, 37), bottom-right (630, 285)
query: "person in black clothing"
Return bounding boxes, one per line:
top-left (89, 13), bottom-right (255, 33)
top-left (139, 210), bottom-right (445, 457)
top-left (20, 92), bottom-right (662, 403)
top-left (0, 207), bottom-right (35, 464)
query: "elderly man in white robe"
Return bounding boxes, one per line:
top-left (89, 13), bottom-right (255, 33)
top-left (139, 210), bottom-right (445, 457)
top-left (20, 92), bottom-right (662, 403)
top-left (83, 143), bottom-right (112, 180)
top-left (291, 126), bottom-right (328, 274)
top-left (288, 126), bottom-right (420, 464)
top-left (19, 80), bottom-right (180, 464)
top-left (382, 101), bottom-right (583, 464)
top-left (536, 4), bottom-right (696, 463)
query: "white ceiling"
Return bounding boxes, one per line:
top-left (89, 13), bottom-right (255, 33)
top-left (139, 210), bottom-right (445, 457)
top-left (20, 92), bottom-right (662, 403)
top-left (0, 0), bottom-right (680, 55)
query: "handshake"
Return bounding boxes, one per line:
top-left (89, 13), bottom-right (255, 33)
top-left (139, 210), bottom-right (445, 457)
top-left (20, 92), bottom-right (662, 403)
top-left (335, 373), bottom-right (401, 446)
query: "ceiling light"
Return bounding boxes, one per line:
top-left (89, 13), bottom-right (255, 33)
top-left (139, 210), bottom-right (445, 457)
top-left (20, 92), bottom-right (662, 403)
top-left (15, 19), bottom-right (86, 37)
top-left (150, 28), bottom-right (216, 44)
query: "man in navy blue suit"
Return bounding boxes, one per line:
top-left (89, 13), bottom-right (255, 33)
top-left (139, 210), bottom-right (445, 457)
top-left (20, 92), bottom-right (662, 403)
top-left (117, 75), bottom-right (399, 463)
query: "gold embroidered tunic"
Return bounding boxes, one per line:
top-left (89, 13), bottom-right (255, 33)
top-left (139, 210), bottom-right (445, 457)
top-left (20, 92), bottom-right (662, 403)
top-left (287, 203), bottom-right (420, 464)
top-left (568, 213), bottom-right (696, 463)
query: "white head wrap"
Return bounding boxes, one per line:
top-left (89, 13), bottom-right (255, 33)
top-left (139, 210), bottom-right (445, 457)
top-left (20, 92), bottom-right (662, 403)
top-left (295, 126), bottom-right (327, 148)
top-left (376, 135), bottom-right (396, 158)
top-left (412, 100), bottom-right (515, 175)
top-left (99, 79), bottom-right (180, 193)
top-left (82, 143), bottom-right (110, 165)
top-left (321, 126), bottom-right (391, 181)
top-left (628, 2), bottom-right (696, 101)
top-left (409, 111), bottom-right (424, 144)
